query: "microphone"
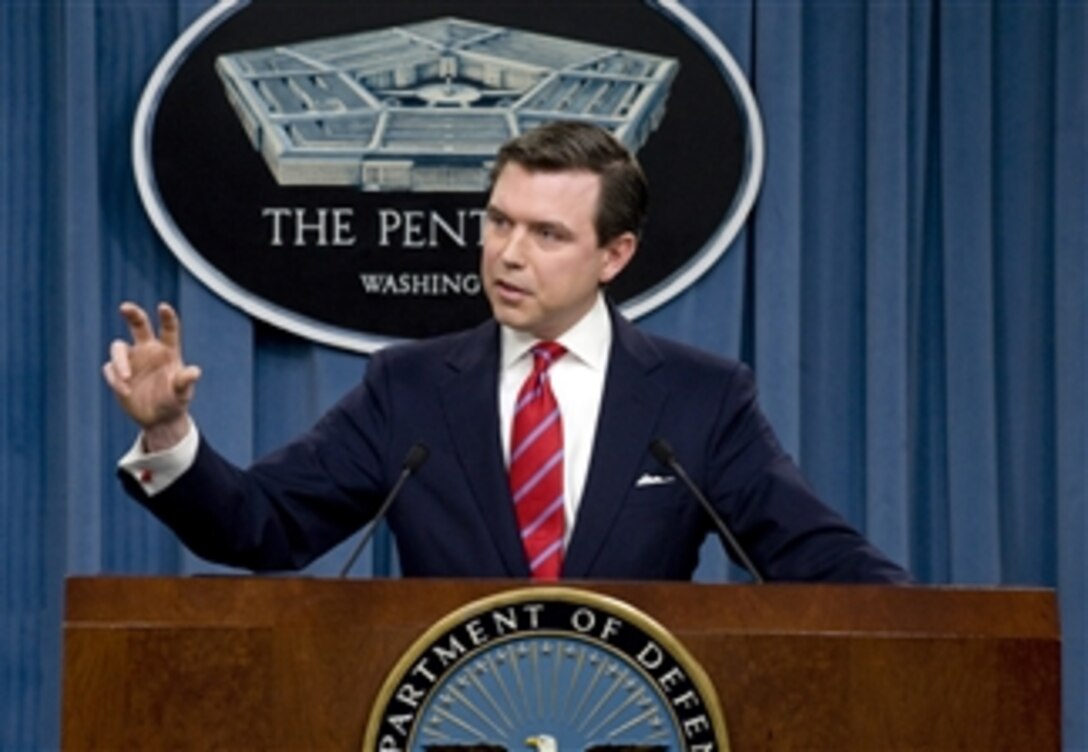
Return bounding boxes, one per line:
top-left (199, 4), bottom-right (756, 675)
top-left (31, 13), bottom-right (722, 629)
top-left (338, 442), bottom-right (429, 577)
top-left (650, 438), bottom-right (764, 584)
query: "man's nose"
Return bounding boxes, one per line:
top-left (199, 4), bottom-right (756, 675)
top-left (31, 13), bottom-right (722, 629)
top-left (498, 228), bottom-right (528, 266)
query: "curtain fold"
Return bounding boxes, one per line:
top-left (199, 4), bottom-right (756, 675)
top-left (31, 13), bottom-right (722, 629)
top-left (1053, 0), bottom-right (1088, 742)
top-left (862, 0), bottom-right (913, 564)
top-left (938, 1), bottom-right (1004, 583)
top-left (751, 0), bottom-right (804, 455)
top-left (2, 1), bottom-right (1085, 748)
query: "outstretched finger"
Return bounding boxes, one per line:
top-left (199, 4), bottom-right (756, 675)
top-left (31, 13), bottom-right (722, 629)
top-left (101, 361), bottom-right (131, 398)
top-left (108, 339), bottom-right (132, 380)
top-left (120, 301), bottom-right (154, 344)
top-left (158, 302), bottom-right (182, 350)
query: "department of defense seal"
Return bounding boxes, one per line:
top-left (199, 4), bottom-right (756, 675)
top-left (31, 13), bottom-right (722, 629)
top-left (364, 587), bottom-right (729, 751)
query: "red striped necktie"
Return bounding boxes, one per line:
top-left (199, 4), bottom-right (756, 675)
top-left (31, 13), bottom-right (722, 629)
top-left (509, 341), bottom-right (567, 580)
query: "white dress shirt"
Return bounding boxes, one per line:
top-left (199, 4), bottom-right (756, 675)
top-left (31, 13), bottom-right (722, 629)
top-left (118, 415), bottom-right (200, 495)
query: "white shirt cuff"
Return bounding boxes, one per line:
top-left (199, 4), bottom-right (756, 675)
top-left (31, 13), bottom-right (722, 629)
top-left (118, 417), bottom-right (200, 496)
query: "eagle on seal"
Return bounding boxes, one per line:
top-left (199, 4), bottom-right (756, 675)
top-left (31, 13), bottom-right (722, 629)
top-left (424, 736), bottom-right (666, 752)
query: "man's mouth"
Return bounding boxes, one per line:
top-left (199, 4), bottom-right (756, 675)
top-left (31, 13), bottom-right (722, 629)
top-left (494, 279), bottom-right (529, 300)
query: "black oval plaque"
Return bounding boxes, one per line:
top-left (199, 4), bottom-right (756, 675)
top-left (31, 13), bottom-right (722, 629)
top-left (135, 0), bottom-right (763, 351)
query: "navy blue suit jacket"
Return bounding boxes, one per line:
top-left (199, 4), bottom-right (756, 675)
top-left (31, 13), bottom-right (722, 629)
top-left (126, 311), bottom-right (908, 582)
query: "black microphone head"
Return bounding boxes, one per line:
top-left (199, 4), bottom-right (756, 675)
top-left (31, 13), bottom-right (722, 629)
top-left (404, 442), bottom-right (429, 472)
top-left (649, 438), bottom-right (675, 466)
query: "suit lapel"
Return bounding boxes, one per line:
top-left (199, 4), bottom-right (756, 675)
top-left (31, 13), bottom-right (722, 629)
top-left (562, 313), bottom-right (667, 577)
top-left (439, 321), bottom-right (531, 577)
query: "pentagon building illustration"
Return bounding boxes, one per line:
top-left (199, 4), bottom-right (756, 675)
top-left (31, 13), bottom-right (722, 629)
top-left (215, 17), bottom-right (679, 192)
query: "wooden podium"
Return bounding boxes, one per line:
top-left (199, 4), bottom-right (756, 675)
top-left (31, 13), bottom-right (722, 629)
top-left (61, 577), bottom-right (1059, 750)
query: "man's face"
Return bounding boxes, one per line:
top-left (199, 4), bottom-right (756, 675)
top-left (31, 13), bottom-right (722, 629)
top-left (481, 162), bottom-right (636, 340)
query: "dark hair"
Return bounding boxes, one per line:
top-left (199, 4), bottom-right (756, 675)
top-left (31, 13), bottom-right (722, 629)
top-left (490, 121), bottom-right (649, 245)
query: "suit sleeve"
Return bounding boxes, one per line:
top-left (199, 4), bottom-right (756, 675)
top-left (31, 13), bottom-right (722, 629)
top-left (119, 355), bottom-right (396, 571)
top-left (705, 364), bottom-right (911, 583)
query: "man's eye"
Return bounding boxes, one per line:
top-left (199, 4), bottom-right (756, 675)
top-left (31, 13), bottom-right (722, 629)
top-left (487, 214), bottom-right (510, 230)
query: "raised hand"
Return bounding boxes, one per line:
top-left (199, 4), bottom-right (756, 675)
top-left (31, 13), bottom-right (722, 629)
top-left (102, 302), bottom-right (202, 451)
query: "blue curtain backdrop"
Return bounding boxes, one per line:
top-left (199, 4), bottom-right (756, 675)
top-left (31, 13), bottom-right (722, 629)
top-left (2, 0), bottom-right (1086, 748)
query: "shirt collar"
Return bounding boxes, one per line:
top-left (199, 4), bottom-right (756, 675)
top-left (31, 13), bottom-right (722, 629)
top-left (500, 293), bottom-right (612, 372)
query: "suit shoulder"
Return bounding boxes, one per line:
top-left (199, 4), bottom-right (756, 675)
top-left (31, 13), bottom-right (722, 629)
top-left (372, 324), bottom-right (489, 366)
top-left (634, 327), bottom-right (752, 383)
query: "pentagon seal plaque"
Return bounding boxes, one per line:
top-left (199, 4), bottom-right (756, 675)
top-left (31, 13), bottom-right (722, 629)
top-left (365, 587), bottom-right (729, 751)
top-left (134, 1), bottom-right (763, 350)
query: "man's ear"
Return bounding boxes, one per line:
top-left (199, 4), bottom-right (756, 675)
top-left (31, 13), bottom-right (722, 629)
top-left (598, 232), bottom-right (638, 285)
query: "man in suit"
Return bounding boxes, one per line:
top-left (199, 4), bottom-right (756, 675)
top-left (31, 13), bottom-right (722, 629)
top-left (103, 121), bottom-right (908, 583)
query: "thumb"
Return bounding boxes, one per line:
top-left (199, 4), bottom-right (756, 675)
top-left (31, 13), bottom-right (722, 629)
top-left (173, 365), bottom-right (202, 397)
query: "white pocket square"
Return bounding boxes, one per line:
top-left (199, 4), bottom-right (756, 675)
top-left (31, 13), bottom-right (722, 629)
top-left (635, 473), bottom-right (676, 487)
